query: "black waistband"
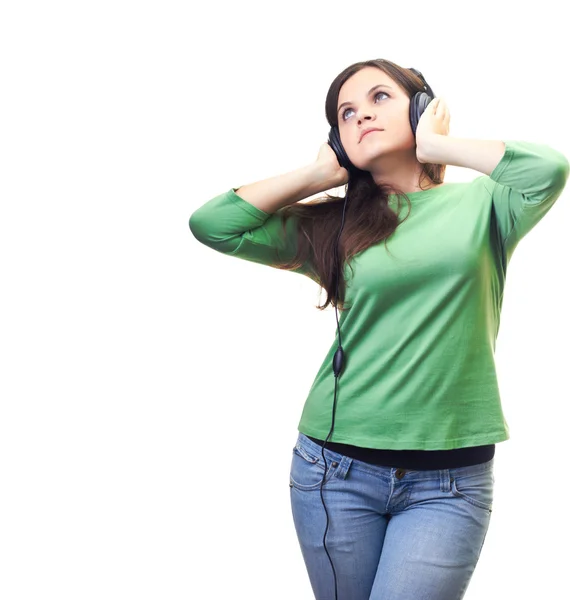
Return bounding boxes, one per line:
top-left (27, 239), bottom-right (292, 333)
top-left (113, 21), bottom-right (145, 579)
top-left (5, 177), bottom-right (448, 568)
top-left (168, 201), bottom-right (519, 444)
top-left (305, 435), bottom-right (495, 470)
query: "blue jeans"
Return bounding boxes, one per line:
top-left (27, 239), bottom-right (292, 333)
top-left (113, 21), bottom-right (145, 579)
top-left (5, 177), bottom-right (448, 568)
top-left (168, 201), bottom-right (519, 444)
top-left (289, 432), bottom-right (494, 600)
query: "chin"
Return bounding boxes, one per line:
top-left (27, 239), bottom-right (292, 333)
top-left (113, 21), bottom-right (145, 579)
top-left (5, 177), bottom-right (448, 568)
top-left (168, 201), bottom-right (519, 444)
top-left (356, 152), bottom-right (387, 171)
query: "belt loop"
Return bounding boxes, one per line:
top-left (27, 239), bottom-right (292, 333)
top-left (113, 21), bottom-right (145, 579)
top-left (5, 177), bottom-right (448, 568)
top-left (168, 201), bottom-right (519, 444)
top-left (332, 455), bottom-right (352, 480)
top-left (441, 469), bottom-right (452, 492)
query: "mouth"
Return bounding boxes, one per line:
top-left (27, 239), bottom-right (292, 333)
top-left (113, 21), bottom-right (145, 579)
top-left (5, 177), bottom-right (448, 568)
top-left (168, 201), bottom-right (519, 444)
top-left (359, 128), bottom-right (384, 142)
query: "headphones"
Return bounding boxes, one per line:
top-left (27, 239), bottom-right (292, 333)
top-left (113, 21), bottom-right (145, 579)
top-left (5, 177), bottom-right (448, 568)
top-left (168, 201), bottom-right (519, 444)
top-left (328, 67), bottom-right (435, 171)
top-left (316, 67), bottom-right (436, 600)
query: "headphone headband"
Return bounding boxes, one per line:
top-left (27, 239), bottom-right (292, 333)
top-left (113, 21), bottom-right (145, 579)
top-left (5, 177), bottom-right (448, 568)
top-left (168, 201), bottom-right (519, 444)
top-left (408, 67), bottom-right (435, 99)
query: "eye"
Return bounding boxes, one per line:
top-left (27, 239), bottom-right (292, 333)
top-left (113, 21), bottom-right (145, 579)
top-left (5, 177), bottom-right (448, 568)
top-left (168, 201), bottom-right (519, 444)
top-left (341, 91), bottom-right (389, 121)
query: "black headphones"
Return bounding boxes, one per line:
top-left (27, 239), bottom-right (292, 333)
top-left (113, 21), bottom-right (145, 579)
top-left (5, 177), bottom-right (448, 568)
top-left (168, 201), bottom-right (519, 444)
top-left (317, 67), bottom-right (436, 600)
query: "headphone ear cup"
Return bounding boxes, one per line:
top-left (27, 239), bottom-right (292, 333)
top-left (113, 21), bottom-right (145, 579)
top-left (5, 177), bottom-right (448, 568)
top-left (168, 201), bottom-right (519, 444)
top-left (409, 91), bottom-right (433, 136)
top-left (328, 126), bottom-right (353, 170)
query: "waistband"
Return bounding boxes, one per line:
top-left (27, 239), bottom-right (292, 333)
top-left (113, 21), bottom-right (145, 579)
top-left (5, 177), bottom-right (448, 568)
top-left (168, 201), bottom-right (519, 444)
top-left (301, 432), bottom-right (495, 472)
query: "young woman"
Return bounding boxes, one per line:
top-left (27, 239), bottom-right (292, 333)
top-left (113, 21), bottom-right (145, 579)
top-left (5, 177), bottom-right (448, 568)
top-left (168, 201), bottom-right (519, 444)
top-left (189, 58), bottom-right (569, 600)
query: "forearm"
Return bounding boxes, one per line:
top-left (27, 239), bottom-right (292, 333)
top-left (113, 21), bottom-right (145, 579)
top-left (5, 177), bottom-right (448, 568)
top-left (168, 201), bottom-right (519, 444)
top-left (235, 163), bottom-right (341, 214)
top-left (419, 135), bottom-right (506, 176)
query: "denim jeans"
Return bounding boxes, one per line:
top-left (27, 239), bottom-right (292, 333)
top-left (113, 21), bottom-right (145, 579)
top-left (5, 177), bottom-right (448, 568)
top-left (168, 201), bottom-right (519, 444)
top-left (289, 432), bottom-right (494, 600)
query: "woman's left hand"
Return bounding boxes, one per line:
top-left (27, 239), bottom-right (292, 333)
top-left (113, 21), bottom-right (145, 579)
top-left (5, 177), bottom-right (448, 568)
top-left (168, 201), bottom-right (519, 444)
top-left (415, 97), bottom-right (450, 163)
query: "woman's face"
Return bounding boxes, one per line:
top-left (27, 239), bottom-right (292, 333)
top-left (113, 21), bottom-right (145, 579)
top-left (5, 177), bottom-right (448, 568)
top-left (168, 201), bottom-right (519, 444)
top-left (336, 66), bottom-right (415, 171)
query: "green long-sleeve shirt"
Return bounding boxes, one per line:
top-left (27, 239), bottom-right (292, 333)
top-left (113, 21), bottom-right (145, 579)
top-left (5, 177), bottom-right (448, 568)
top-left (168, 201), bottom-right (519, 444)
top-left (189, 140), bottom-right (569, 450)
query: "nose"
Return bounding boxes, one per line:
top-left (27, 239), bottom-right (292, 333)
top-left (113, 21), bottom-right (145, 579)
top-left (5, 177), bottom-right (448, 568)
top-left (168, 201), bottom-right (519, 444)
top-left (356, 109), bottom-right (375, 124)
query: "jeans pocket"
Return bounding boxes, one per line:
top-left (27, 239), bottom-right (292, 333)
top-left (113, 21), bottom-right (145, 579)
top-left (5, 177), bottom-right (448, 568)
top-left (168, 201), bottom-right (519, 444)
top-left (450, 468), bottom-right (494, 512)
top-left (289, 445), bottom-right (338, 491)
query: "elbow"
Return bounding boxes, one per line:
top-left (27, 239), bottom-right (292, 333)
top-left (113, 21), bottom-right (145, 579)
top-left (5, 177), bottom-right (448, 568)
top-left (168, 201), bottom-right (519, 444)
top-left (541, 154), bottom-right (570, 205)
top-left (558, 153), bottom-right (570, 187)
top-left (548, 146), bottom-right (569, 188)
top-left (188, 210), bottom-right (209, 244)
top-left (189, 209), bottom-right (236, 251)
top-left (549, 153), bottom-right (570, 198)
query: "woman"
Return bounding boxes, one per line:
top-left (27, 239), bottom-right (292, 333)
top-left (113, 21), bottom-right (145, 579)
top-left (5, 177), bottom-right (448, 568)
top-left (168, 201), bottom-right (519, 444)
top-left (189, 58), bottom-right (569, 599)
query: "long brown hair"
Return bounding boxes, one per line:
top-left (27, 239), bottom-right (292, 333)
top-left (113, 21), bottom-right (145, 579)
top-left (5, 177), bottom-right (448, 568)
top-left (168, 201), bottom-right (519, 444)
top-left (275, 58), bottom-right (446, 312)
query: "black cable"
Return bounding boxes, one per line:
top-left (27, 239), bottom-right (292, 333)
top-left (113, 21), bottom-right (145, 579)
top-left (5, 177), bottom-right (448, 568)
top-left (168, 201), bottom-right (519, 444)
top-left (319, 192), bottom-right (349, 600)
top-left (317, 66), bottom-right (433, 598)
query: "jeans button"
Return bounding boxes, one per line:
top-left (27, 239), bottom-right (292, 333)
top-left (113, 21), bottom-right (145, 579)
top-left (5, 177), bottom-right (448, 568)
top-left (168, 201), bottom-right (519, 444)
top-left (395, 468), bottom-right (406, 479)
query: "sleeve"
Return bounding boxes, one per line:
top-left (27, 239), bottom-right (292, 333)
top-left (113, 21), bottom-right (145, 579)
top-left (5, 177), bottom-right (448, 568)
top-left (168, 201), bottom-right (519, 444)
top-left (482, 140), bottom-right (569, 260)
top-left (188, 187), bottom-right (314, 279)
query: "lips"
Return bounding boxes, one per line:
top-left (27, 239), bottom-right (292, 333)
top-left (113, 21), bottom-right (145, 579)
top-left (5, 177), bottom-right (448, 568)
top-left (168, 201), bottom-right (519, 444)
top-left (359, 128), bottom-right (383, 142)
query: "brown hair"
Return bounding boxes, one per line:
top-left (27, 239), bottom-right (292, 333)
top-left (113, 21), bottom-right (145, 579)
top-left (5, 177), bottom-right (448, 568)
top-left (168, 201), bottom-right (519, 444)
top-left (275, 58), bottom-right (446, 312)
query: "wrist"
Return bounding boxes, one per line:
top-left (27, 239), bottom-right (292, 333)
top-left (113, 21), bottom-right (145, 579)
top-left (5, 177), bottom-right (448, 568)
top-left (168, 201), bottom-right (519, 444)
top-left (416, 134), bottom-right (444, 164)
top-left (306, 163), bottom-right (342, 192)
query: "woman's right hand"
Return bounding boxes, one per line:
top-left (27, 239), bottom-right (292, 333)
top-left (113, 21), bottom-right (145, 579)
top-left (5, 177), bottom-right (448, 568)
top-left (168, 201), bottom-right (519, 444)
top-left (315, 142), bottom-right (349, 187)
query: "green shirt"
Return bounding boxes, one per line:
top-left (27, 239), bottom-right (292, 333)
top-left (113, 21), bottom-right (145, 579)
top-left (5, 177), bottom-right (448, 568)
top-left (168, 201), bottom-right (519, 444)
top-left (189, 140), bottom-right (569, 450)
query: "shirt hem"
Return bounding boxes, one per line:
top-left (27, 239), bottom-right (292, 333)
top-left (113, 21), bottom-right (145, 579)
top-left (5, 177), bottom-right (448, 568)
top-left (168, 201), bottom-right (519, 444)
top-left (297, 428), bottom-right (510, 450)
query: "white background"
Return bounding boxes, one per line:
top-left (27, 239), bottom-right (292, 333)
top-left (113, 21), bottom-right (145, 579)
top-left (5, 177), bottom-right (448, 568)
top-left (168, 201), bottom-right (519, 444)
top-left (1, 1), bottom-right (568, 598)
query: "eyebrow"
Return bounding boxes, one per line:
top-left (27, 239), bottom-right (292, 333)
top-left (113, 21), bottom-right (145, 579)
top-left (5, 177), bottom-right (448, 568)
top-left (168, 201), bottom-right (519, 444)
top-left (337, 84), bottom-right (393, 115)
